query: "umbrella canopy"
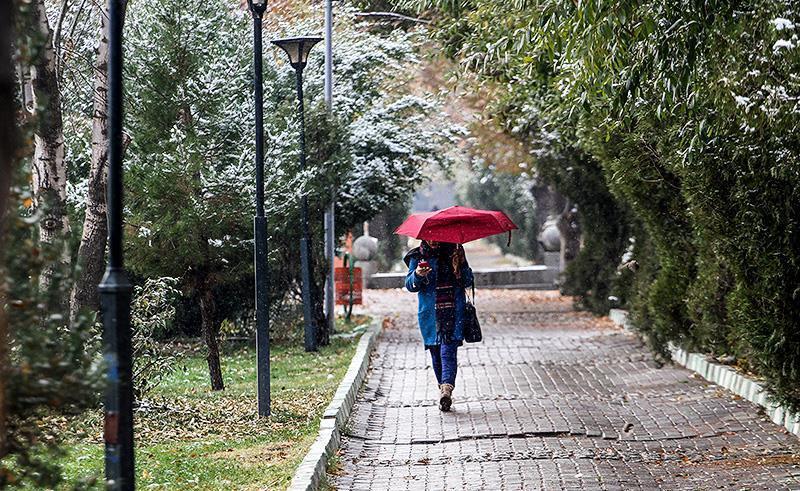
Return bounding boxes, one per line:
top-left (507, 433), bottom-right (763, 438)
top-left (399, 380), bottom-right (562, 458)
top-left (394, 206), bottom-right (519, 245)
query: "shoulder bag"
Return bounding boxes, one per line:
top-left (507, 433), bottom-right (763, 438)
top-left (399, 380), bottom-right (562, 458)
top-left (463, 284), bottom-right (482, 343)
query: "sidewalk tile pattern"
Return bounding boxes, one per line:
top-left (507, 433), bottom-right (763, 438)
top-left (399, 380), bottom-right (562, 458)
top-left (331, 290), bottom-right (800, 490)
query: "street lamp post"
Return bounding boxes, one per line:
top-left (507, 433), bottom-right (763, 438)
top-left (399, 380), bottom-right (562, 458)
top-left (247, 0), bottom-right (271, 416)
top-left (271, 36), bottom-right (322, 352)
top-left (323, 0), bottom-right (336, 339)
top-left (99, 0), bottom-right (134, 487)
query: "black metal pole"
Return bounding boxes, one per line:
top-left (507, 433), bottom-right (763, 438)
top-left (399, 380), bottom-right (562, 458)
top-left (251, 8), bottom-right (270, 417)
top-left (99, 0), bottom-right (134, 487)
top-left (296, 66), bottom-right (316, 352)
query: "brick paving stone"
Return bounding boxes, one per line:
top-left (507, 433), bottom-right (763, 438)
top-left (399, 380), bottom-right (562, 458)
top-left (331, 290), bottom-right (800, 490)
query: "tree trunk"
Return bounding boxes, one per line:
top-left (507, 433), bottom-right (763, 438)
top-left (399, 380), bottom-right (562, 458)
top-left (0, 0), bottom-right (18, 457)
top-left (312, 275), bottom-right (329, 347)
top-left (69, 0), bottom-right (128, 323)
top-left (198, 274), bottom-right (224, 391)
top-left (311, 218), bottom-right (329, 347)
top-left (29, 0), bottom-right (70, 296)
top-left (0, 287), bottom-right (6, 460)
top-left (556, 199), bottom-right (581, 267)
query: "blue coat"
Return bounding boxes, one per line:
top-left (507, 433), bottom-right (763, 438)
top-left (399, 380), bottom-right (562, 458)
top-left (405, 252), bottom-right (474, 347)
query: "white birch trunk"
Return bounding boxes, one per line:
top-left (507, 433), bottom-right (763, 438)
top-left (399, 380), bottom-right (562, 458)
top-left (30, 0), bottom-right (70, 296)
top-left (69, 2), bottom-right (124, 321)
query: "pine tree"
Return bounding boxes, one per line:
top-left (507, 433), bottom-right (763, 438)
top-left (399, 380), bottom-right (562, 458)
top-left (124, 0), bottom-right (254, 390)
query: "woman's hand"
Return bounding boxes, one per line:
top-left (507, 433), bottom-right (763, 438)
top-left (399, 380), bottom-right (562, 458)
top-left (415, 265), bottom-right (431, 277)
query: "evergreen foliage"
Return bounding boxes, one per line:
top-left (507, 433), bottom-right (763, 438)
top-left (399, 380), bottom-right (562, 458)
top-left (64, 0), bottom-right (460, 388)
top-left (410, 0), bottom-right (800, 407)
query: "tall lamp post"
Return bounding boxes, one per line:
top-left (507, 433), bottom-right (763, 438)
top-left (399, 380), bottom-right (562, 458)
top-left (323, 0), bottom-right (336, 339)
top-left (247, 0), bottom-right (271, 416)
top-left (271, 36), bottom-right (322, 352)
top-left (99, 0), bottom-right (134, 486)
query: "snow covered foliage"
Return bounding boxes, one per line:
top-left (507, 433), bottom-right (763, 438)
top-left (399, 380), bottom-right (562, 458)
top-left (260, 7), bottom-right (461, 338)
top-left (266, 8), bottom-right (461, 232)
top-left (52, 0), bottom-right (460, 361)
top-left (110, 0), bottom-right (457, 349)
top-left (123, 0), bottom-right (254, 281)
top-left (56, 0), bottom-right (457, 288)
top-left (338, 94), bottom-right (460, 226)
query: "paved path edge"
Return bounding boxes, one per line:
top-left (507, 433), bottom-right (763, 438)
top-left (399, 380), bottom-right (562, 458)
top-left (609, 308), bottom-right (800, 438)
top-left (287, 319), bottom-right (383, 491)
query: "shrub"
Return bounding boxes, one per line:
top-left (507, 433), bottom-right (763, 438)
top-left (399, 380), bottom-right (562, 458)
top-left (2, 148), bottom-right (101, 490)
top-left (131, 277), bottom-right (180, 398)
top-left (411, 0), bottom-right (800, 408)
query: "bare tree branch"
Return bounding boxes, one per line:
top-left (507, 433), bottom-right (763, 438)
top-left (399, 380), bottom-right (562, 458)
top-left (53, 0), bottom-right (70, 78)
top-left (66, 0), bottom-right (88, 41)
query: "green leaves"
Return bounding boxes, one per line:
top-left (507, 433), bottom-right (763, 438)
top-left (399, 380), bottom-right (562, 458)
top-left (420, 0), bottom-right (800, 409)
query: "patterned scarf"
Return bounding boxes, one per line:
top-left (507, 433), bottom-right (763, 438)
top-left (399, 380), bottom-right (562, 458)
top-left (422, 242), bottom-right (459, 344)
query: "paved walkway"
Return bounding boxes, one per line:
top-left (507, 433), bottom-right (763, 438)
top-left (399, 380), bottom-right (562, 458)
top-left (460, 240), bottom-right (533, 269)
top-left (332, 290), bottom-right (800, 490)
top-left (388, 239), bottom-right (532, 272)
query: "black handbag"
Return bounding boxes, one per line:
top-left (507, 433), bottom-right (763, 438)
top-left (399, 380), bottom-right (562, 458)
top-left (463, 284), bottom-right (482, 343)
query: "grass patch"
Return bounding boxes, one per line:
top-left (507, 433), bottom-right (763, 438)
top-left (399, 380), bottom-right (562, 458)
top-left (49, 315), bottom-right (371, 490)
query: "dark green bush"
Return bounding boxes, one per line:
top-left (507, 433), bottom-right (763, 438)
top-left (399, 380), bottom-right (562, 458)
top-left (412, 0), bottom-right (800, 409)
top-left (539, 148), bottom-right (631, 315)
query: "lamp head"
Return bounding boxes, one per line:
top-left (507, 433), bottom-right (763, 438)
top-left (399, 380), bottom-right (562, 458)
top-left (271, 36), bottom-right (323, 70)
top-left (247, 0), bottom-right (267, 18)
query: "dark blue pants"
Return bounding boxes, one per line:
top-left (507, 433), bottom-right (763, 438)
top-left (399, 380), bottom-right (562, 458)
top-left (430, 342), bottom-right (458, 386)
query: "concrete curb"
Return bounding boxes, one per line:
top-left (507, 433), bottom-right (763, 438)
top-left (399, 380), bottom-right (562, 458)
top-left (608, 308), bottom-right (800, 438)
top-left (287, 319), bottom-right (382, 491)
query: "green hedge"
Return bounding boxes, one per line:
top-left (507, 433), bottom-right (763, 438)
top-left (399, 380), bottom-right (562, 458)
top-left (414, 0), bottom-right (800, 409)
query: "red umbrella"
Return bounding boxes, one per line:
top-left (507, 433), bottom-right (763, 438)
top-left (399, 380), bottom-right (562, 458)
top-left (394, 206), bottom-right (519, 245)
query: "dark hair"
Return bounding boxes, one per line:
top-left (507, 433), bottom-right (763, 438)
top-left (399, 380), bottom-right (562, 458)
top-left (420, 240), bottom-right (465, 278)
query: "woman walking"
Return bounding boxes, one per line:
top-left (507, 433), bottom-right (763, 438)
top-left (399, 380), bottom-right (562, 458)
top-left (404, 240), bottom-right (473, 412)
